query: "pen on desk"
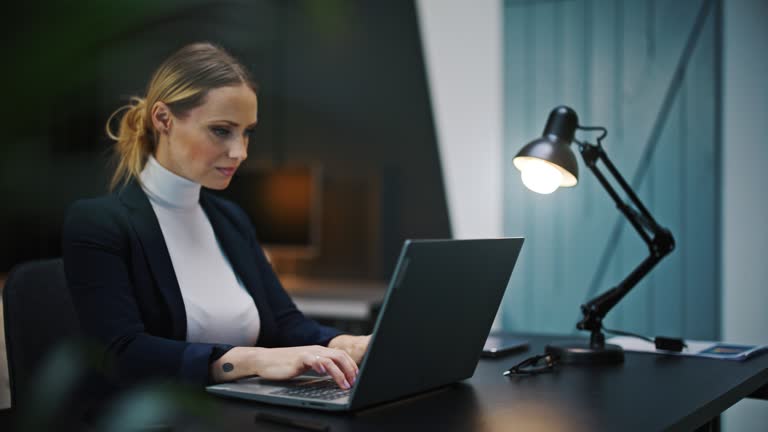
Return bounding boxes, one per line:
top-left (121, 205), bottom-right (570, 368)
top-left (254, 412), bottom-right (330, 431)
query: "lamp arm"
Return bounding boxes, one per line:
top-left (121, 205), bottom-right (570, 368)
top-left (574, 140), bottom-right (676, 344)
top-left (594, 143), bottom-right (666, 237)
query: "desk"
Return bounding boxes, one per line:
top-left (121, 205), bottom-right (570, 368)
top-left (204, 334), bottom-right (768, 432)
top-left (2, 334), bottom-right (766, 431)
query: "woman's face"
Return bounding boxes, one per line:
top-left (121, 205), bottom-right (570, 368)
top-left (153, 84), bottom-right (258, 190)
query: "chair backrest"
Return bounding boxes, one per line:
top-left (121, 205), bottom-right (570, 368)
top-left (2, 258), bottom-right (81, 408)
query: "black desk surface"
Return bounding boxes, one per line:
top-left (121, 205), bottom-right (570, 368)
top-left (203, 333), bottom-right (768, 432)
top-left (2, 333), bottom-right (766, 431)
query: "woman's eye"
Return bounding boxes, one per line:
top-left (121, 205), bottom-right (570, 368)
top-left (244, 128), bottom-right (256, 137)
top-left (211, 127), bottom-right (231, 137)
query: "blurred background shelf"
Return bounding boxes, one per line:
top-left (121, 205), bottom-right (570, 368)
top-left (281, 275), bottom-right (386, 335)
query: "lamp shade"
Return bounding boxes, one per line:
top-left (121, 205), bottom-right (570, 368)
top-left (513, 106), bottom-right (580, 192)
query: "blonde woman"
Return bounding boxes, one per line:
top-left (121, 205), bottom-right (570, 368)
top-left (63, 42), bottom-right (369, 392)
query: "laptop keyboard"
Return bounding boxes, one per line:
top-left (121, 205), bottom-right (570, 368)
top-left (270, 379), bottom-right (352, 400)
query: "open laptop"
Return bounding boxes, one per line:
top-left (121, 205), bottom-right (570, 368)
top-left (206, 238), bottom-right (524, 411)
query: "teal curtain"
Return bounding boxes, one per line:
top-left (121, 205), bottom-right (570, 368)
top-left (501, 0), bottom-right (720, 339)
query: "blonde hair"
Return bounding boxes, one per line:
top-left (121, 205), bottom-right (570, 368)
top-left (106, 42), bottom-right (257, 190)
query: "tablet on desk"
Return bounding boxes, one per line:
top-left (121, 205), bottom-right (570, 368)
top-left (482, 334), bottom-right (529, 358)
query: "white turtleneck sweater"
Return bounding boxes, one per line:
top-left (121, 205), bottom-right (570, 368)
top-left (140, 156), bottom-right (260, 347)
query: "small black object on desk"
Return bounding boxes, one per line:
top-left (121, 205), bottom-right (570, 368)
top-left (655, 336), bottom-right (687, 352)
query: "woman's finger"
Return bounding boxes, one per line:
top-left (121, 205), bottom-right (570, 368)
top-left (327, 349), bottom-right (358, 384)
top-left (318, 357), bottom-right (351, 390)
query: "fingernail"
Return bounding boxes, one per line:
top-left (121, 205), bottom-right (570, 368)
top-left (350, 376), bottom-right (356, 385)
top-left (320, 365), bottom-right (326, 374)
top-left (343, 379), bottom-right (351, 389)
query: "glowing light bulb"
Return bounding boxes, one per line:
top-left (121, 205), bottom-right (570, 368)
top-left (520, 159), bottom-right (563, 194)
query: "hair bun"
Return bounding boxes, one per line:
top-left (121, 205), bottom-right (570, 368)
top-left (106, 97), bottom-right (149, 141)
top-left (127, 97), bottom-right (149, 137)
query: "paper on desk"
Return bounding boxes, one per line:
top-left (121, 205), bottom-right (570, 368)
top-left (607, 336), bottom-right (768, 361)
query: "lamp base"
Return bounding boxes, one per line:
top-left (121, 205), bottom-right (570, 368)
top-left (545, 341), bottom-right (624, 365)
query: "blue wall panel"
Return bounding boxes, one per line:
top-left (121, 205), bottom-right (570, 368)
top-left (502, 0), bottom-right (720, 339)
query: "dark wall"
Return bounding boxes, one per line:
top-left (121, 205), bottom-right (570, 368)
top-left (1, 0), bottom-right (451, 281)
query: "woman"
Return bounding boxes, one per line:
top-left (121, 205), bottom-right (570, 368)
top-left (62, 42), bottom-right (370, 391)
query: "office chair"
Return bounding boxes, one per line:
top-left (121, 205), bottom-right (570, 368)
top-left (2, 258), bottom-right (81, 408)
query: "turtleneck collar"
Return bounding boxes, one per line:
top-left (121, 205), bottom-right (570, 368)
top-left (140, 155), bottom-right (201, 209)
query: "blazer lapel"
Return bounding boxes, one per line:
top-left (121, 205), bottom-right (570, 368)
top-left (199, 191), bottom-right (274, 340)
top-left (118, 180), bottom-right (188, 340)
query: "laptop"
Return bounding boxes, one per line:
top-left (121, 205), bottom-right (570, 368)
top-left (206, 238), bottom-right (524, 411)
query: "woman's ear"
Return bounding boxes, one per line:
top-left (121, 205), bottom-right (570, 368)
top-left (151, 101), bottom-right (173, 134)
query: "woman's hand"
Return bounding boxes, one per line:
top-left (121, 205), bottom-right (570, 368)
top-left (327, 334), bottom-right (372, 364)
top-left (210, 345), bottom-right (359, 389)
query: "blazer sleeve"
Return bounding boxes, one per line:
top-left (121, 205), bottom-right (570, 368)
top-left (62, 199), bottom-right (232, 387)
top-left (221, 200), bottom-right (343, 347)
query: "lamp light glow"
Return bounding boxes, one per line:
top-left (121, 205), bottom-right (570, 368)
top-left (518, 158), bottom-right (562, 194)
top-left (514, 155), bottom-right (578, 191)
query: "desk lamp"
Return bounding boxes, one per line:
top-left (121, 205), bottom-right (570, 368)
top-left (513, 106), bottom-right (675, 364)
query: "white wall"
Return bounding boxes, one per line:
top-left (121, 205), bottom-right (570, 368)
top-left (722, 0), bottom-right (768, 430)
top-left (415, 0), bottom-right (503, 240)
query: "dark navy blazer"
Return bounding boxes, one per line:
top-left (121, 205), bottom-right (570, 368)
top-left (62, 180), bottom-right (340, 387)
